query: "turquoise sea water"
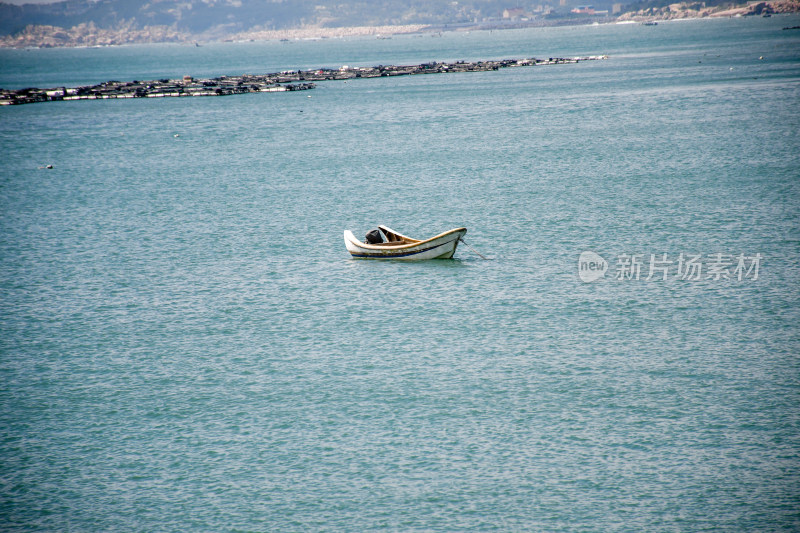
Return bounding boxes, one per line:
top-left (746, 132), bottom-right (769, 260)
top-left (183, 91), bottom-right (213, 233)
top-left (2, 16), bottom-right (800, 531)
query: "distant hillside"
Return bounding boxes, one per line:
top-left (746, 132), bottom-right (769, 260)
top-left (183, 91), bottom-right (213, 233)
top-left (0, 0), bottom-right (621, 37)
top-left (0, 0), bottom-right (310, 36)
top-left (618, 0), bottom-right (800, 20)
top-left (4, 0), bottom-right (795, 47)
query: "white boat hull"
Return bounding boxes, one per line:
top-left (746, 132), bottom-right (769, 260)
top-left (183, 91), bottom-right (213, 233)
top-left (344, 226), bottom-right (467, 260)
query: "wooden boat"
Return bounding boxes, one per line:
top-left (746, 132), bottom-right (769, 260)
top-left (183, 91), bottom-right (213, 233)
top-left (344, 225), bottom-right (467, 260)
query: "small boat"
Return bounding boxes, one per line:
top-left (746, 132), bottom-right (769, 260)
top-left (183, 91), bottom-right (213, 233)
top-left (344, 225), bottom-right (467, 260)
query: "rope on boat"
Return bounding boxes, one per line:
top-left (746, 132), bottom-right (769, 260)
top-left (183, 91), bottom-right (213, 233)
top-left (459, 237), bottom-right (489, 260)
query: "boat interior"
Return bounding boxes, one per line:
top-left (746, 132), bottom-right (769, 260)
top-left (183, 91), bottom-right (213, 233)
top-left (367, 226), bottom-right (421, 246)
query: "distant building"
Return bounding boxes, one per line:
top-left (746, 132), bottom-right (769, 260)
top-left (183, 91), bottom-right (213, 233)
top-left (503, 7), bottom-right (527, 19)
top-left (571, 5), bottom-right (596, 13)
top-left (612, 3), bottom-right (623, 13)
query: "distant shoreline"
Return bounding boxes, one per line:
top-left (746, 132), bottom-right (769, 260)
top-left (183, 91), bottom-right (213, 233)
top-left (0, 20), bottom-right (593, 49)
top-left (1, 2), bottom-right (799, 49)
top-left (227, 24), bottom-right (429, 42)
top-left (617, 0), bottom-right (799, 22)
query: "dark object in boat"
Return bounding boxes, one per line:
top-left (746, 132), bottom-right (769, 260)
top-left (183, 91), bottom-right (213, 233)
top-left (365, 229), bottom-right (385, 244)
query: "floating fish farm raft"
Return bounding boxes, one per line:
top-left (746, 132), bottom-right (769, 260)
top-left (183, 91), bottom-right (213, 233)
top-left (0, 56), bottom-right (608, 106)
